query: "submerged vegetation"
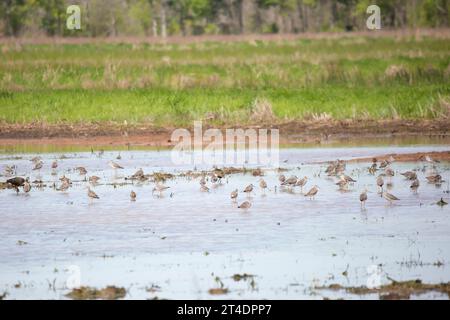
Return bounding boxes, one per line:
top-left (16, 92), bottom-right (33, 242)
top-left (1, 34), bottom-right (449, 126)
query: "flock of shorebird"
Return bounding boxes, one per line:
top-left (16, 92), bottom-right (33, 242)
top-left (1, 153), bottom-right (448, 209)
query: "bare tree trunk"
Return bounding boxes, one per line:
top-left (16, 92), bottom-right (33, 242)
top-left (161, 4), bottom-right (167, 38)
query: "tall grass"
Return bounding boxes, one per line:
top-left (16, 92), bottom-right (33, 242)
top-left (0, 35), bottom-right (449, 125)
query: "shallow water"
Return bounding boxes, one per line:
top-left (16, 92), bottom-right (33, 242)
top-left (0, 144), bottom-right (450, 299)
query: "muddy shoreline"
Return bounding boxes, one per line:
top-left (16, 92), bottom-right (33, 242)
top-left (0, 119), bottom-right (449, 147)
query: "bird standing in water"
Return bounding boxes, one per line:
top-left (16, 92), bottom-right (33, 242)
top-left (87, 187), bottom-right (99, 202)
top-left (382, 192), bottom-right (399, 205)
top-left (230, 189), bottom-right (238, 201)
top-left (259, 179), bottom-right (267, 193)
top-left (410, 179), bottom-right (420, 193)
top-left (130, 190), bottom-right (137, 201)
top-left (359, 190), bottom-right (368, 208)
top-left (238, 201), bottom-right (251, 209)
top-left (305, 185), bottom-right (319, 200)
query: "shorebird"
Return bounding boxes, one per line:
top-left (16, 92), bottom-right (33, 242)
top-left (259, 178), bottom-right (267, 193)
top-left (130, 190), bottom-right (136, 201)
top-left (30, 156), bottom-right (41, 163)
top-left (278, 175), bottom-right (286, 184)
top-left (23, 180), bottom-right (31, 193)
top-left (89, 176), bottom-right (101, 184)
top-left (325, 163), bottom-right (336, 175)
top-left (51, 161), bottom-right (58, 169)
top-left (76, 167), bottom-right (87, 175)
top-left (57, 179), bottom-right (70, 192)
top-left (295, 176), bottom-right (308, 192)
top-left (360, 190), bottom-right (368, 208)
top-left (213, 168), bottom-right (225, 182)
top-left (379, 160), bottom-right (389, 169)
top-left (340, 174), bottom-right (356, 183)
top-left (109, 161), bottom-right (124, 173)
top-left (32, 161), bottom-right (43, 171)
top-left (87, 187), bottom-right (99, 201)
top-left (281, 176), bottom-right (297, 188)
top-left (4, 165), bottom-right (16, 176)
top-left (230, 189), bottom-right (238, 201)
top-left (437, 198), bottom-right (448, 207)
top-left (6, 177), bottom-right (26, 194)
top-left (368, 163), bottom-right (377, 175)
top-left (336, 179), bottom-right (348, 190)
top-left (426, 174), bottom-right (443, 184)
top-left (423, 155), bottom-right (439, 163)
top-left (242, 184), bottom-right (254, 196)
top-left (385, 167), bottom-right (395, 178)
top-left (382, 191), bottom-right (399, 205)
top-left (238, 201), bottom-right (251, 209)
top-left (401, 171), bottom-right (417, 180)
top-left (152, 183), bottom-right (170, 196)
top-left (131, 168), bottom-right (144, 180)
top-left (410, 179), bottom-right (420, 193)
top-left (200, 185), bottom-right (210, 192)
top-left (376, 176), bottom-right (384, 193)
top-left (199, 176), bottom-right (207, 186)
top-left (304, 185), bottom-right (319, 200)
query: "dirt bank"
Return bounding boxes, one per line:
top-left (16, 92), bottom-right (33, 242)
top-left (0, 119), bottom-right (449, 147)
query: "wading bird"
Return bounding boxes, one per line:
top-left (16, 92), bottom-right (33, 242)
top-left (259, 178), bottom-right (267, 193)
top-left (305, 185), bottom-right (319, 200)
top-left (410, 179), bottom-right (420, 193)
top-left (360, 190), bottom-right (368, 208)
top-left (242, 184), bottom-right (254, 196)
top-left (238, 201), bottom-right (251, 209)
top-left (382, 192), bottom-right (399, 205)
top-left (400, 171), bottom-right (417, 180)
top-left (87, 187), bottom-right (99, 202)
top-left (376, 176), bottom-right (384, 193)
top-left (296, 176), bottom-right (308, 193)
top-left (230, 189), bottom-right (238, 201)
top-left (130, 190), bottom-right (136, 201)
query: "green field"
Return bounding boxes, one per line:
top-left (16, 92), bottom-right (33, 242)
top-left (1, 35), bottom-right (449, 126)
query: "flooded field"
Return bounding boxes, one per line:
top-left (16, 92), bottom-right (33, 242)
top-left (1, 143), bottom-right (450, 300)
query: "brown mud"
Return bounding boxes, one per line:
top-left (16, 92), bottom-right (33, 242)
top-left (0, 119), bottom-right (449, 148)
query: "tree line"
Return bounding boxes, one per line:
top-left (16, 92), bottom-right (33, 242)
top-left (1, 0), bottom-right (449, 37)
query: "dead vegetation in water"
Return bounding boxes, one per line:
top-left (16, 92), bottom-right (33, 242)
top-left (65, 286), bottom-right (126, 300)
top-left (317, 279), bottom-right (450, 299)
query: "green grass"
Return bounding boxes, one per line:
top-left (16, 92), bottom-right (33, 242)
top-left (1, 35), bottom-right (449, 125)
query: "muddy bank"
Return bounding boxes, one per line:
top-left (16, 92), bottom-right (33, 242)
top-left (0, 119), bottom-right (449, 147)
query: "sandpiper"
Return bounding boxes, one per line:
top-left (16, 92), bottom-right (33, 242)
top-left (76, 167), bottom-right (87, 175)
top-left (336, 179), bottom-right (348, 190)
top-left (200, 185), bottom-right (210, 192)
top-left (242, 184), bottom-right (254, 196)
top-left (238, 201), bottom-right (251, 209)
top-left (368, 163), bottom-right (377, 175)
top-left (131, 168), bottom-right (145, 180)
top-left (281, 176), bottom-right (298, 188)
top-left (89, 176), bottom-right (101, 184)
top-left (410, 179), bottom-right (420, 193)
top-left (259, 178), bottom-right (267, 193)
top-left (304, 185), bottom-right (319, 200)
top-left (278, 175), bottom-right (286, 184)
top-left (295, 176), bottom-right (308, 192)
top-left (32, 161), bottom-right (43, 171)
top-left (130, 190), bottom-right (137, 201)
top-left (230, 189), bottom-right (238, 201)
top-left (109, 161), bottom-right (124, 171)
top-left (57, 180), bottom-right (70, 192)
top-left (152, 183), bottom-right (170, 196)
top-left (87, 187), bottom-right (99, 201)
top-left (379, 160), bottom-right (389, 169)
top-left (382, 191), bottom-right (399, 204)
top-left (400, 171), bottom-right (417, 180)
top-left (52, 161), bottom-right (58, 169)
top-left (340, 174), bottom-right (356, 183)
top-left (199, 176), bottom-right (207, 186)
top-left (385, 167), bottom-right (395, 178)
top-left (426, 174), bottom-right (443, 184)
top-left (23, 180), bottom-right (31, 193)
top-left (376, 176), bottom-right (384, 193)
top-left (423, 155), bottom-right (439, 163)
top-left (359, 190), bottom-right (368, 208)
